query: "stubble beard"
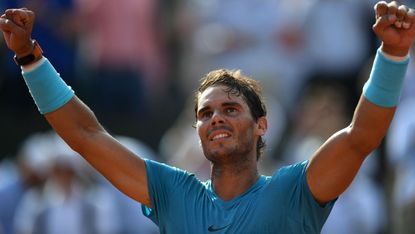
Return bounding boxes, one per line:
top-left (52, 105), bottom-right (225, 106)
top-left (203, 135), bottom-right (255, 165)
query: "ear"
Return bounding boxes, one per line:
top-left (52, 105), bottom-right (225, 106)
top-left (255, 116), bottom-right (267, 136)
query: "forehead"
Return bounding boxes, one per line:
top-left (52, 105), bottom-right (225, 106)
top-left (197, 86), bottom-right (247, 110)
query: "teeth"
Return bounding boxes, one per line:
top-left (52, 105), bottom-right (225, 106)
top-left (212, 133), bottom-right (229, 140)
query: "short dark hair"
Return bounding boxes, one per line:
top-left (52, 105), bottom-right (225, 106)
top-left (194, 69), bottom-right (267, 160)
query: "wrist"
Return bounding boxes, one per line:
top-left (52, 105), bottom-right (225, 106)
top-left (21, 56), bottom-right (46, 72)
top-left (15, 40), bottom-right (35, 58)
top-left (380, 43), bottom-right (410, 57)
top-left (380, 50), bottom-right (410, 62)
top-left (14, 40), bottom-right (44, 66)
top-left (15, 44), bottom-right (35, 58)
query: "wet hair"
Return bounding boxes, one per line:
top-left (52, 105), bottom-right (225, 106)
top-left (194, 69), bottom-right (267, 160)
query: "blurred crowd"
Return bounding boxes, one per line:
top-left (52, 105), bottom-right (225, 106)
top-left (0, 0), bottom-right (415, 233)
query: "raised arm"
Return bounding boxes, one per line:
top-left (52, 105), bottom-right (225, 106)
top-left (0, 9), bottom-right (151, 207)
top-left (306, 1), bottom-right (415, 204)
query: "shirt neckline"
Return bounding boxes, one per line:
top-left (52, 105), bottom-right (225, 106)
top-left (206, 175), bottom-right (267, 209)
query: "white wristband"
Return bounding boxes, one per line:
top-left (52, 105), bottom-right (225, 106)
top-left (381, 51), bottom-right (410, 62)
top-left (21, 57), bottom-right (47, 72)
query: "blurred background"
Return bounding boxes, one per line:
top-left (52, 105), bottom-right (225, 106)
top-left (1, 0), bottom-right (415, 233)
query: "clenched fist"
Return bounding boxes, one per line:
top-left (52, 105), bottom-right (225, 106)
top-left (373, 1), bottom-right (415, 56)
top-left (0, 8), bottom-right (36, 57)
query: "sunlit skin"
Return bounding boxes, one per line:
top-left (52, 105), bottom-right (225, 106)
top-left (196, 85), bottom-right (267, 200)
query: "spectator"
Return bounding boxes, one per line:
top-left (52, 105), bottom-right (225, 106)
top-left (0, 133), bottom-right (52, 234)
top-left (74, 0), bottom-right (168, 118)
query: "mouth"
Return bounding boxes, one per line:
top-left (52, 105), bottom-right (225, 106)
top-left (211, 133), bottom-right (230, 141)
top-left (207, 125), bottom-right (233, 141)
top-left (209, 130), bottom-right (231, 141)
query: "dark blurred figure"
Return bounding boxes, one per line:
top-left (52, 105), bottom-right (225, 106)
top-left (303, 0), bottom-right (375, 106)
top-left (73, 0), bottom-right (169, 119)
top-left (279, 79), bottom-right (351, 164)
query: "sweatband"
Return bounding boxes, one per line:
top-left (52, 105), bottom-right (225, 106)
top-left (363, 49), bottom-right (409, 107)
top-left (22, 57), bottom-right (74, 114)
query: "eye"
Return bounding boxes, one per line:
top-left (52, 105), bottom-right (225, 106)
top-left (199, 111), bottom-right (213, 120)
top-left (225, 107), bottom-right (238, 114)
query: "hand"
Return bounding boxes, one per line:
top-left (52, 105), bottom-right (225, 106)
top-left (0, 8), bottom-right (35, 57)
top-left (373, 1), bottom-right (415, 56)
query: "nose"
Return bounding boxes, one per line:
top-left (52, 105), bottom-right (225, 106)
top-left (211, 111), bottom-right (225, 126)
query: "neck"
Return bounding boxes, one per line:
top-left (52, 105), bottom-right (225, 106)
top-left (210, 159), bottom-right (259, 201)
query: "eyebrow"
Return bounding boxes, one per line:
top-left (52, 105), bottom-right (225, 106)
top-left (222, 101), bottom-right (241, 108)
top-left (197, 101), bottom-right (242, 115)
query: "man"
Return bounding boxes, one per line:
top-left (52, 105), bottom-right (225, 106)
top-left (1, 1), bottom-right (414, 233)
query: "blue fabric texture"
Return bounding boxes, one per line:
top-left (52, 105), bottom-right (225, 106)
top-left (363, 49), bottom-right (409, 107)
top-left (142, 160), bottom-right (335, 234)
top-left (22, 58), bottom-right (74, 114)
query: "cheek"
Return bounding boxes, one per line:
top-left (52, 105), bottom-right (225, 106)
top-left (238, 121), bottom-right (256, 138)
top-left (196, 123), bottom-right (205, 139)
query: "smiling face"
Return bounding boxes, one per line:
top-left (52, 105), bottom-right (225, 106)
top-left (194, 69), bottom-right (268, 160)
top-left (196, 85), bottom-right (266, 164)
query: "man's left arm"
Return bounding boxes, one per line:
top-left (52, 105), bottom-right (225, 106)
top-left (306, 1), bottom-right (415, 204)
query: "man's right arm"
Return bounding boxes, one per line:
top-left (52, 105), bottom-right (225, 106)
top-left (0, 9), bottom-right (152, 207)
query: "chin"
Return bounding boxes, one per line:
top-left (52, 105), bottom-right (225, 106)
top-left (203, 145), bottom-right (237, 162)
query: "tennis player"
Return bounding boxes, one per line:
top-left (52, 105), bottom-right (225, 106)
top-left (1, 1), bottom-right (414, 233)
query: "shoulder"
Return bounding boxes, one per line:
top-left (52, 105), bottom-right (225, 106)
top-left (273, 160), bottom-right (308, 182)
top-left (262, 160), bottom-right (310, 199)
top-left (257, 160), bottom-right (309, 197)
top-left (144, 159), bottom-right (193, 176)
top-left (144, 159), bottom-right (203, 189)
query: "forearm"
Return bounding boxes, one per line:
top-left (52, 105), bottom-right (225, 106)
top-left (348, 97), bottom-right (395, 155)
top-left (349, 48), bottom-right (408, 154)
top-left (22, 57), bottom-right (105, 151)
top-left (24, 57), bottom-right (151, 205)
top-left (45, 96), bottom-right (106, 153)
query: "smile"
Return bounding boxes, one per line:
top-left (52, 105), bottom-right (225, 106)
top-left (211, 133), bottom-right (230, 141)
